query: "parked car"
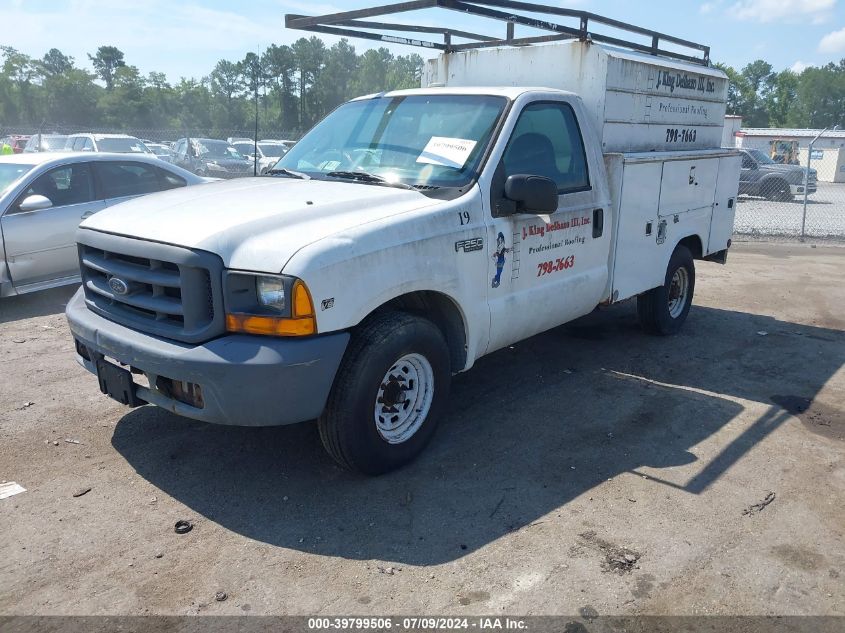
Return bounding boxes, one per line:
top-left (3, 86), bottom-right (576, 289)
top-left (63, 133), bottom-right (152, 155)
top-left (738, 148), bottom-right (817, 201)
top-left (171, 138), bottom-right (252, 178)
top-left (231, 140), bottom-right (289, 174)
top-left (0, 152), bottom-right (208, 297)
top-left (23, 134), bottom-right (69, 153)
top-left (146, 143), bottom-right (174, 163)
top-left (1, 135), bottom-right (31, 154)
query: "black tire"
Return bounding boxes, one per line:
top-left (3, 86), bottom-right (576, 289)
top-left (637, 245), bottom-right (695, 336)
top-left (318, 312), bottom-right (451, 475)
top-left (761, 178), bottom-right (792, 201)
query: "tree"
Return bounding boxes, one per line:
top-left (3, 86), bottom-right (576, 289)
top-left (316, 39), bottom-right (359, 113)
top-left (41, 48), bottom-right (74, 76)
top-left (263, 44), bottom-right (299, 129)
top-left (1, 47), bottom-right (41, 122)
top-left (88, 45), bottom-right (126, 90)
top-left (292, 37), bottom-right (326, 127)
top-left (764, 70), bottom-right (799, 128)
top-left (354, 47), bottom-right (393, 96)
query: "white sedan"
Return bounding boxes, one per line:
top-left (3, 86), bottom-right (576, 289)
top-left (0, 152), bottom-right (209, 297)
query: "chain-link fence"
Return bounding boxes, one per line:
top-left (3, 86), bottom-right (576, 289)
top-left (1, 125), bottom-right (302, 144)
top-left (4, 124), bottom-right (844, 242)
top-left (733, 181), bottom-right (845, 243)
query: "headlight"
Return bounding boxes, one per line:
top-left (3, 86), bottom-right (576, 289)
top-left (225, 272), bottom-right (316, 337)
top-left (256, 276), bottom-right (285, 312)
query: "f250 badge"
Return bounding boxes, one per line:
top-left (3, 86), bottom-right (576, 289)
top-left (455, 237), bottom-right (483, 253)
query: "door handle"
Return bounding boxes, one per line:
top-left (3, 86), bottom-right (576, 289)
top-left (592, 208), bottom-right (604, 238)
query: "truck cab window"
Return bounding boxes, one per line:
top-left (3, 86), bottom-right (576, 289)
top-left (503, 102), bottom-right (590, 193)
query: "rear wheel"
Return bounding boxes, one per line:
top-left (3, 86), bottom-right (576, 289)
top-left (318, 312), bottom-right (450, 475)
top-left (637, 245), bottom-right (695, 336)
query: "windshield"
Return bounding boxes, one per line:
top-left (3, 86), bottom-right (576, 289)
top-left (0, 163), bottom-right (32, 194)
top-left (275, 94), bottom-right (507, 188)
top-left (258, 143), bottom-right (286, 157)
top-left (233, 142), bottom-right (256, 156)
top-left (97, 138), bottom-right (149, 153)
top-left (747, 149), bottom-right (775, 164)
top-left (31, 135), bottom-right (68, 151)
top-left (199, 141), bottom-right (245, 160)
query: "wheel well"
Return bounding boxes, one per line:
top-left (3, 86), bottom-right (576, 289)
top-left (678, 234), bottom-right (703, 260)
top-left (365, 291), bottom-right (467, 372)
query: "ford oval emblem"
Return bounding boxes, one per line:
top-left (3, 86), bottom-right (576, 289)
top-left (108, 276), bottom-right (129, 295)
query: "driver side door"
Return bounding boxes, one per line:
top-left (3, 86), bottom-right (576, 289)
top-left (485, 99), bottom-right (609, 353)
top-left (1, 162), bottom-right (104, 289)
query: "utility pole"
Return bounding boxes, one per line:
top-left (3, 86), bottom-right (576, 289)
top-left (254, 47), bottom-right (260, 177)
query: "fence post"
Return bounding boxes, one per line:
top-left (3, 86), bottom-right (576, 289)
top-left (802, 128), bottom-right (827, 240)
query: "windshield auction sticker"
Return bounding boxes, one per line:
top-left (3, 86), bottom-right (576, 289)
top-left (417, 136), bottom-right (477, 169)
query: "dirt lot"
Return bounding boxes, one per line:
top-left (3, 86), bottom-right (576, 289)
top-left (0, 242), bottom-right (842, 617)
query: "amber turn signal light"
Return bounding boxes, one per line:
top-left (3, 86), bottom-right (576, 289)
top-left (226, 279), bottom-right (317, 336)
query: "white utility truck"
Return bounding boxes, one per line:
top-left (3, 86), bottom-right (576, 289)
top-left (66, 2), bottom-right (740, 474)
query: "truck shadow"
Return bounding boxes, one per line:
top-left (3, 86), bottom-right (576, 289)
top-left (111, 303), bottom-right (844, 566)
top-left (0, 284), bottom-right (78, 324)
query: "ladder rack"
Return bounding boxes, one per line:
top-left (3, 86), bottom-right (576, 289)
top-left (285, 0), bottom-right (711, 66)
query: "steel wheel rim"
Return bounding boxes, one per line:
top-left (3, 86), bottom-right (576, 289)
top-left (668, 267), bottom-right (689, 319)
top-left (374, 353), bottom-right (434, 444)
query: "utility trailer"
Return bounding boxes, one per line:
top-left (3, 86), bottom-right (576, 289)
top-left (67, 2), bottom-right (741, 474)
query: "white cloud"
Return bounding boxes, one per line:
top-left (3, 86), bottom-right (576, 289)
top-left (790, 60), bottom-right (809, 72)
top-left (700, 1), bottom-right (722, 14)
top-left (728, 0), bottom-right (835, 22)
top-left (819, 26), bottom-right (845, 53)
top-left (1, 1), bottom-right (285, 80)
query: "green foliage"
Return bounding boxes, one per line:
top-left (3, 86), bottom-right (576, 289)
top-left (3, 43), bottom-right (842, 135)
top-left (719, 58), bottom-right (845, 129)
top-left (0, 40), bottom-right (428, 135)
top-left (88, 46), bottom-right (126, 91)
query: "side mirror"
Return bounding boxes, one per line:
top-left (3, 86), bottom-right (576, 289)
top-left (18, 194), bottom-right (53, 212)
top-left (504, 174), bottom-right (558, 213)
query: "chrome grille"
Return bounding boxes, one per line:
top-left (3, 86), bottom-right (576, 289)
top-left (77, 232), bottom-right (224, 343)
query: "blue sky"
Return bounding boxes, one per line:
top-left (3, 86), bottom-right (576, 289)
top-left (3, 0), bottom-right (844, 81)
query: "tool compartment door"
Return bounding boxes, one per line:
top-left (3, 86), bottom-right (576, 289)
top-left (658, 158), bottom-right (719, 217)
top-left (708, 154), bottom-right (741, 253)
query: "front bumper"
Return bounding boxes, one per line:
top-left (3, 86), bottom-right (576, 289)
top-left (66, 288), bottom-right (349, 426)
top-left (790, 183), bottom-right (817, 196)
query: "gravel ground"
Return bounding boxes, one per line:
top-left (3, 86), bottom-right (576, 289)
top-left (735, 182), bottom-right (845, 239)
top-left (0, 242), bottom-right (843, 616)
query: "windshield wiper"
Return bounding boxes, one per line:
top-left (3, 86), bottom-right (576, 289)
top-left (325, 170), bottom-right (413, 190)
top-left (266, 167), bottom-right (310, 180)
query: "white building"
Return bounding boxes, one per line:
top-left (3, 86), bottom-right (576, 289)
top-left (732, 125), bottom-right (845, 183)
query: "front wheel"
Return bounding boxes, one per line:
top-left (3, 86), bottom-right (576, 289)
top-left (318, 312), bottom-right (451, 475)
top-left (637, 245), bottom-right (695, 335)
top-left (762, 178), bottom-right (792, 201)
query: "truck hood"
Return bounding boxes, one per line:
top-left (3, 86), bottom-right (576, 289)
top-left (762, 164), bottom-right (806, 176)
top-left (80, 177), bottom-right (439, 272)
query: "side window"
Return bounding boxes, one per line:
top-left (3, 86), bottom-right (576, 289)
top-left (741, 154), bottom-right (754, 169)
top-left (157, 168), bottom-right (187, 191)
top-left (82, 138), bottom-right (95, 151)
top-left (175, 140), bottom-right (186, 155)
top-left (94, 162), bottom-right (162, 199)
top-left (14, 163), bottom-right (94, 211)
top-left (502, 102), bottom-right (590, 194)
